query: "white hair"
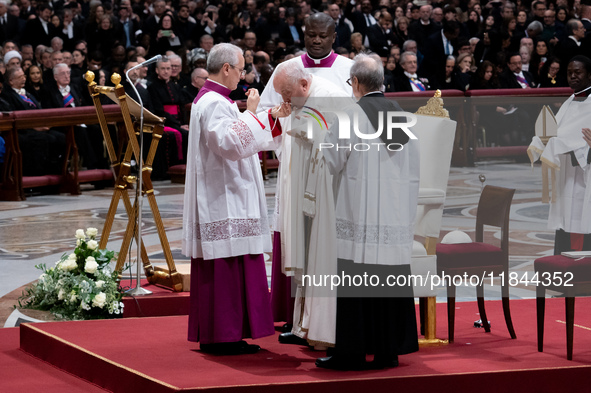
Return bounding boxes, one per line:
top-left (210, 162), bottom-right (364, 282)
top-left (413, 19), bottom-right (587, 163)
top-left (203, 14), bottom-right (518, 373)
top-left (53, 63), bottom-right (69, 76)
top-left (207, 43), bottom-right (242, 74)
top-left (274, 60), bottom-right (311, 89)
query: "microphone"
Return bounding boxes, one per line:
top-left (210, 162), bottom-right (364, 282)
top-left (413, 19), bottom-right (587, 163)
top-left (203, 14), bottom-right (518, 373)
top-left (128, 54), bottom-right (162, 71)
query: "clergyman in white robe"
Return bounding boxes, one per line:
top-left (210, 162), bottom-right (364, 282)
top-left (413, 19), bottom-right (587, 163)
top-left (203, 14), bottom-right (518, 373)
top-left (183, 76), bottom-right (282, 348)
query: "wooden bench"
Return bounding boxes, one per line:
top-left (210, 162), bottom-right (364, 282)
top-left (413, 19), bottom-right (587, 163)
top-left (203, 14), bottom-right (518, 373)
top-left (0, 105), bottom-right (126, 201)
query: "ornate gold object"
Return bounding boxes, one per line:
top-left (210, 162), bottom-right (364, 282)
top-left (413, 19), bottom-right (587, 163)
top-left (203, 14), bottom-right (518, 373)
top-left (86, 74), bottom-right (183, 292)
top-left (415, 90), bottom-right (450, 119)
top-left (111, 73), bottom-right (122, 88)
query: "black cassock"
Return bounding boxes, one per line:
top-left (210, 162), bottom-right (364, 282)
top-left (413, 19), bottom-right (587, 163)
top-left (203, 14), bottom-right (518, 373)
top-left (334, 92), bottom-right (418, 365)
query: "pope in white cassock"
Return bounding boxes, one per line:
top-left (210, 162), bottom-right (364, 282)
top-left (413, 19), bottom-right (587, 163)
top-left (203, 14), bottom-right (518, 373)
top-left (182, 43), bottom-right (290, 355)
top-left (270, 59), bottom-right (354, 349)
top-left (528, 55), bottom-right (591, 254)
top-left (258, 12), bottom-right (354, 340)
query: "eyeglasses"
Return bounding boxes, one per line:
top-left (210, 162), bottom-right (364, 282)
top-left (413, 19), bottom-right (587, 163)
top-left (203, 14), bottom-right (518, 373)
top-left (346, 77), bottom-right (352, 86)
top-left (229, 64), bottom-right (246, 77)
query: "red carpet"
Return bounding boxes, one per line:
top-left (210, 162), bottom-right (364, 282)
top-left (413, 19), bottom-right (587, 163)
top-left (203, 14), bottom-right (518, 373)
top-left (16, 298), bottom-right (591, 393)
top-left (121, 280), bottom-right (189, 318)
top-left (0, 328), bottom-right (110, 392)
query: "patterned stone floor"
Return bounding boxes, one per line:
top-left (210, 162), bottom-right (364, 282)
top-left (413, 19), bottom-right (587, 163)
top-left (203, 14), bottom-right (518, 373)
top-left (0, 160), bottom-right (558, 327)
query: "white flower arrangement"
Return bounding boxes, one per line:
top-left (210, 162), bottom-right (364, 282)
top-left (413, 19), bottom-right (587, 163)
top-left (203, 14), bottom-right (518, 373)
top-left (17, 229), bottom-right (124, 320)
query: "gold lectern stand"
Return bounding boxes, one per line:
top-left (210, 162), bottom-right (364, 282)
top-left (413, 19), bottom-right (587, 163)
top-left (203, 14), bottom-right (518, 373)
top-left (86, 71), bottom-right (183, 292)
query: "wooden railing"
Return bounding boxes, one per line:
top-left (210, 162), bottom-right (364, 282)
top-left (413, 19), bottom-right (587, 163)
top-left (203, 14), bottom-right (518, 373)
top-left (0, 88), bottom-right (577, 200)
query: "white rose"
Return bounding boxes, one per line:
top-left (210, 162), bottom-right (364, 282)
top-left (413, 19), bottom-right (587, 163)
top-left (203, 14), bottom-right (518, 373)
top-left (85, 257), bottom-right (98, 274)
top-left (58, 289), bottom-right (65, 300)
top-left (39, 273), bottom-right (47, 282)
top-left (76, 239), bottom-right (81, 247)
top-left (92, 292), bottom-right (107, 308)
top-left (75, 229), bottom-right (86, 239)
top-left (95, 280), bottom-right (105, 289)
top-left (59, 259), bottom-right (78, 271)
top-left (86, 228), bottom-right (98, 238)
top-left (68, 253), bottom-right (77, 260)
top-left (87, 240), bottom-right (98, 251)
top-left (69, 292), bottom-right (77, 303)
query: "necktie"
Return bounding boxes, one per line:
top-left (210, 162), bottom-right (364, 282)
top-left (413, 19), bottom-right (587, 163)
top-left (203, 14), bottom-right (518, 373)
top-left (365, 14), bottom-right (370, 26)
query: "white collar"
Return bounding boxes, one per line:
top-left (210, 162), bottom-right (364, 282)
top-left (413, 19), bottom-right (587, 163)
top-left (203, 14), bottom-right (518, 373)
top-left (59, 85), bottom-right (70, 95)
top-left (420, 19), bottom-right (430, 25)
top-left (404, 71), bottom-right (418, 79)
top-left (363, 91), bottom-right (382, 96)
top-left (13, 87), bottom-right (26, 95)
top-left (574, 85), bottom-right (591, 95)
top-left (306, 51), bottom-right (332, 64)
top-left (569, 35), bottom-right (581, 45)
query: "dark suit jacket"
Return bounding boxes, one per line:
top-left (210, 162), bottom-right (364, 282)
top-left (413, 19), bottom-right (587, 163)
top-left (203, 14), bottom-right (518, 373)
top-left (357, 92), bottom-right (409, 145)
top-left (0, 13), bottom-right (21, 43)
top-left (22, 17), bottom-right (58, 48)
top-left (393, 74), bottom-right (431, 92)
top-left (278, 22), bottom-right (304, 47)
top-left (582, 19), bottom-right (591, 38)
top-left (408, 20), bottom-right (440, 49)
top-left (40, 81), bottom-right (86, 110)
top-left (498, 69), bottom-right (536, 89)
top-left (366, 24), bottom-right (399, 57)
top-left (351, 11), bottom-right (376, 41)
top-left (420, 30), bottom-right (452, 85)
top-left (1, 87), bottom-right (41, 111)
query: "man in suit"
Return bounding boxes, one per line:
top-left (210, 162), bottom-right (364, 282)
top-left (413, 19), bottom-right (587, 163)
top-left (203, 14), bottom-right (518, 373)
top-left (351, 0), bottom-right (377, 47)
top-left (499, 52), bottom-right (536, 88)
top-left (555, 19), bottom-right (586, 78)
top-left (498, 53), bottom-right (536, 144)
top-left (394, 51), bottom-right (431, 91)
top-left (366, 11), bottom-right (398, 58)
top-left (328, 3), bottom-right (352, 50)
top-left (0, 0), bottom-right (21, 43)
top-left (409, 5), bottom-right (440, 50)
top-left (420, 19), bottom-right (460, 85)
top-left (1, 66), bottom-right (65, 176)
top-left (42, 63), bottom-right (105, 169)
top-left (22, 4), bottom-right (57, 49)
top-left (317, 53), bottom-right (418, 371)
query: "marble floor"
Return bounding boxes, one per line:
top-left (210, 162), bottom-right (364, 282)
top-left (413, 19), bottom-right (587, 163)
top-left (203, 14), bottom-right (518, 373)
top-left (0, 160), bottom-right (559, 327)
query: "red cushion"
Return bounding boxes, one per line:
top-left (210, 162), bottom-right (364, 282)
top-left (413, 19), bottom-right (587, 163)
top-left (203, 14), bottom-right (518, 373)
top-left (22, 176), bottom-right (51, 188)
top-left (436, 242), bottom-right (503, 273)
top-left (168, 164), bottom-right (186, 175)
top-left (534, 255), bottom-right (591, 283)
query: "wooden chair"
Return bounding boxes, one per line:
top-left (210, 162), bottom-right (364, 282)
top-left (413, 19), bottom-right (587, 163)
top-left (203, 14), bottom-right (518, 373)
top-left (436, 185), bottom-right (517, 343)
top-left (534, 255), bottom-right (591, 360)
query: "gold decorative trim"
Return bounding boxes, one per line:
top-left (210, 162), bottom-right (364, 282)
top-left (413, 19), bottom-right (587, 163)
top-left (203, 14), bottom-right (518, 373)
top-left (415, 90), bottom-right (450, 119)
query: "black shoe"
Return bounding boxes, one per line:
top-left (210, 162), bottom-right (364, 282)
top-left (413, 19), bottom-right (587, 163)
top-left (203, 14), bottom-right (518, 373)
top-left (200, 341), bottom-right (261, 355)
top-left (281, 323), bottom-right (293, 333)
top-left (315, 355), bottom-right (366, 371)
top-left (278, 332), bottom-right (308, 346)
top-left (370, 355), bottom-right (399, 369)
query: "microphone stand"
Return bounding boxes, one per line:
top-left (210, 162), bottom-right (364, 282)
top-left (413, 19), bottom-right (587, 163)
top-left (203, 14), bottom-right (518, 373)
top-left (123, 59), bottom-right (159, 296)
